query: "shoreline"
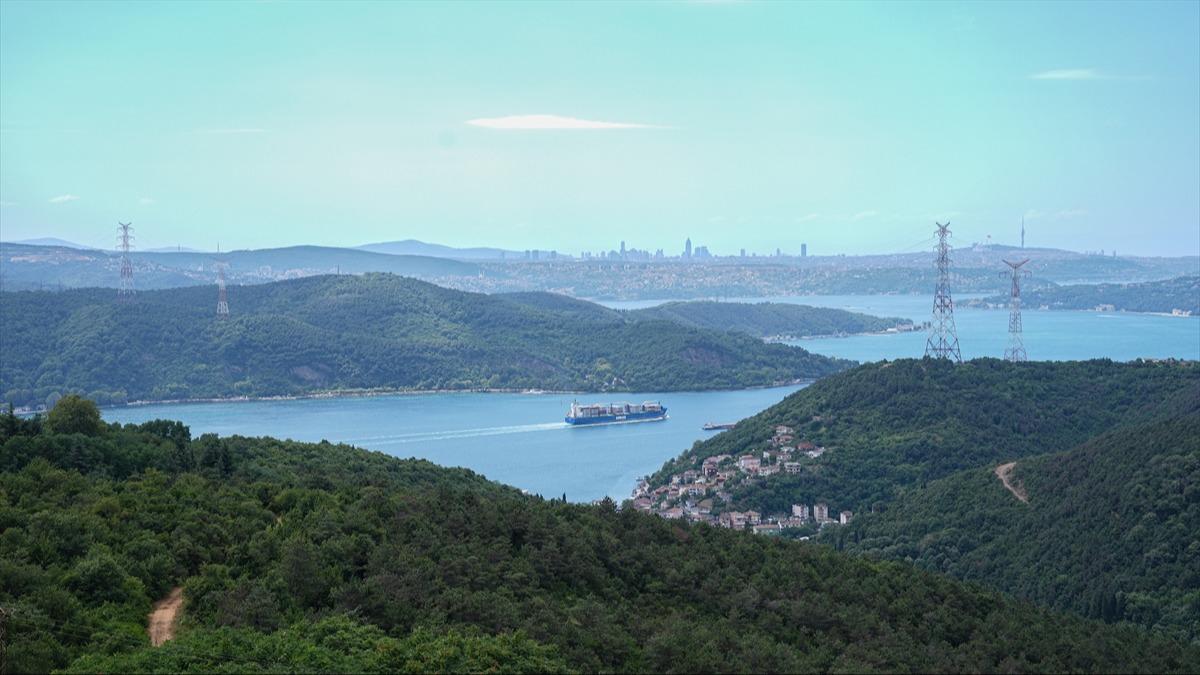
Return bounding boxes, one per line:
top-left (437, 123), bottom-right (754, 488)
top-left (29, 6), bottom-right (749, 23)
top-left (964, 301), bottom-right (1197, 317)
top-left (766, 324), bottom-right (923, 343)
top-left (13, 379), bottom-right (818, 416)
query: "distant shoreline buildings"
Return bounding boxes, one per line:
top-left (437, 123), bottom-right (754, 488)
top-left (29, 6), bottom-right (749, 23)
top-left (577, 238), bottom-right (810, 262)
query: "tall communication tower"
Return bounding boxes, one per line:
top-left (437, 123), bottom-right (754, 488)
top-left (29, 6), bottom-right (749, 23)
top-left (924, 221), bottom-right (962, 362)
top-left (1003, 259), bottom-right (1031, 362)
top-left (1020, 215), bottom-right (1026, 249)
top-left (117, 222), bottom-right (135, 299)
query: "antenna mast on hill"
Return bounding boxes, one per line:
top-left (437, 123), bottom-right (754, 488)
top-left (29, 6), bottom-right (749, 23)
top-left (117, 222), bottom-right (135, 300)
top-left (1003, 259), bottom-right (1031, 362)
top-left (924, 222), bottom-right (962, 362)
top-left (1021, 215), bottom-right (1026, 249)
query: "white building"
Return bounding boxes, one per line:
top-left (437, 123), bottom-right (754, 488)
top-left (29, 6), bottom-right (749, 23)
top-left (814, 502), bottom-right (830, 523)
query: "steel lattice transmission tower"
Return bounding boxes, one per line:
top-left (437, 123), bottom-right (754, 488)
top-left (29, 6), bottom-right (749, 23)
top-left (215, 260), bottom-right (230, 319)
top-left (1003, 259), bottom-right (1031, 362)
top-left (924, 221), bottom-right (962, 362)
top-left (117, 222), bottom-right (135, 300)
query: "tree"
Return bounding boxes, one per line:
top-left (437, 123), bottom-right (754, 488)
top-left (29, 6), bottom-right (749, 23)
top-left (45, 394), bottom-right (102, 436)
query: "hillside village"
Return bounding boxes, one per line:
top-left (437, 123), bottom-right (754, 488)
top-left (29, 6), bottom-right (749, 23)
top-left (629, 423), bottom-right (852, 535)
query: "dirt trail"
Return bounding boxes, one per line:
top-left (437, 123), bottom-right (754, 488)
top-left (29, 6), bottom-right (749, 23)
top-left (148, 586), bottom-right (184, 646)
top-left (994, 462), bottom-right (1029, 503)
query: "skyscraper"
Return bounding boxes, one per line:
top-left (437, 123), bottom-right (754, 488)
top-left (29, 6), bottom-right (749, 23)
top-left (684, 238), bottom-right (692, 259)
top-left (801, 243), bottom-right (808, 257)
top-left (620, 240), bottom-right (626, 258)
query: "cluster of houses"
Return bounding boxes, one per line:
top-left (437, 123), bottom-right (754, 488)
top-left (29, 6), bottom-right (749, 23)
top-left (628, 424), bottom-right (852, 534)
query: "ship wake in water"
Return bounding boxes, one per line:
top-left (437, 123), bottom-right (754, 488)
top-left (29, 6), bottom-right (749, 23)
top-left (345, 422), bottom-right (569, 445)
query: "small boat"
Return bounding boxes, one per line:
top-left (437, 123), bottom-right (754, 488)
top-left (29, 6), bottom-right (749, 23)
top-left (702, 422), bottom-right (736, 431)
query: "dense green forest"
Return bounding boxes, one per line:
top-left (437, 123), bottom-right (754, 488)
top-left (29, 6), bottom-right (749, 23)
top-left (975, 275), bottom-right (1199, 314)
top-left (3, 397), bottom-right (1197, 673)
top-left (630, 301), bottom-right (909, 338)
top-left (499, 293), bottom-right (909, 338)
top-left (649, 359), bottom-right (1199, 518)
top-left (837, 408), bottom-right (1200, 642)
top-left (0, 274), bottom-right (849, 409)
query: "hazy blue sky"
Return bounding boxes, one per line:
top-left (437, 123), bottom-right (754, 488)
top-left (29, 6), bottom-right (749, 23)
top-left (1, 1), bottom-right (1197, 256)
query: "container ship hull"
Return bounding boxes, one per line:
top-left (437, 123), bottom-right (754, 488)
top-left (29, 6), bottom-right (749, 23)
top-left (565, 401), bottom-right (667, 426)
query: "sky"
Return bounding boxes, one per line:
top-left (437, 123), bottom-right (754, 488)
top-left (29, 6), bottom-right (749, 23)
top-left (1, 0), bottom-right (1198, 257)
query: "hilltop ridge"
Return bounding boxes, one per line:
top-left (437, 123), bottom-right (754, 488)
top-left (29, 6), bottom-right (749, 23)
top-left (0, 274), bottom-right (849, 409)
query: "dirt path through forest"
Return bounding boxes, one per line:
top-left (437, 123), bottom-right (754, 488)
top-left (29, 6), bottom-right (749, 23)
top-left (148, 586), bottom-right (183, 646)
top-left (994, 462), bottom-right (1029, 503)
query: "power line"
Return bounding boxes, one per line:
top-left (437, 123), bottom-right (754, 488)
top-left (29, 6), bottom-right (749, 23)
top-left (212, 257), bottom-right (230, 319)
top-left (1002, 259), bottom-right (1031, 362)
top-left (924, 222), bottom-right (962, 362)
top-left (117, 222), bottom-right (135, 301)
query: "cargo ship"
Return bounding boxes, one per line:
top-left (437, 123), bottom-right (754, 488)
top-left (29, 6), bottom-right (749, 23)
top-left (566, 400), bottom-right (667, 426)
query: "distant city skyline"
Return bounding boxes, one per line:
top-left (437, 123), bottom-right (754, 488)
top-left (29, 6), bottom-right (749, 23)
top-left (1, 1), bottom-right (1198, 256)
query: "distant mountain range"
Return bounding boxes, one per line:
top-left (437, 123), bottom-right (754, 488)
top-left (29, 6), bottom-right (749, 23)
top-left (10, 237), bottom-right (95, 249)
top-left (0, 242), bottom-right (484, 291)
top-left (357, 238), bottom-right (523, 260)
top-left (4, 237), bottom-right (1196, 297)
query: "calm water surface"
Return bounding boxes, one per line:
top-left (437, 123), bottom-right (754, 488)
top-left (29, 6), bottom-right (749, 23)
top-left (103, 386), bottom-right (804, 503)
top-left (104, 294), bottom-right (1197, 502)
top-left (601, 294), bottom-right (1200, 362)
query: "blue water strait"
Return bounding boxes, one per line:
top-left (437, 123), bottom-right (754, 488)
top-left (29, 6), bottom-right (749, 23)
top-left (103, 386), bottom-right (805, 503)
top-left (103, 294), bottom-right (1199, 502)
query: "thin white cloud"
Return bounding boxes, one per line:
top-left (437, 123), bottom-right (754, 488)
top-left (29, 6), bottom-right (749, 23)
top-left (48, 194), bottom-right (80, 204)
top-left (196, 127), bottom-right (267, 134)
top-left (852, 210), bottom-right (879, 221)
top-left (139, 197), bottom-right (155, 206)
top-left (1031, 69), bottom-right (1104, 80)
top-left (795, 213), bottom-right (820, 223)
top-left (466, 114), bottom-right (663, 130)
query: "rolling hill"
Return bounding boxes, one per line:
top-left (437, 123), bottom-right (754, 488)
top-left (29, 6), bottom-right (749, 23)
top-left (357, 238), bottom-right (522, 260)
top-left (973, 275), bottom-right (1200, 314)
top-left (3, 402), bottom-right (1196, 673)
top-left (838, 404), bottom-right (1200, 641)
top-left (499, 293), bottom-right (912, 338)
top-left (648, 359), bottom-right (1199, 514)
top-left (0, 242), bottom-right (483, 291)
top-left (629, 300), bottom-right (911, 338)
top-left (0, 274), bottom-right (849, 408)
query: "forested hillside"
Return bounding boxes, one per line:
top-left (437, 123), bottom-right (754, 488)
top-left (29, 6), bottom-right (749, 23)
top-left (838, 407), bottom-right (1200, 642)
top-left (976, 275), bottom-right (1200, 314)
top-left (649, 359), bottom-right (1199, 517)
top-left (629, 301), bottom-right (909, 338)
top-left (3, 398), bottom-right (1197, 673)
top-left (498, 293), bottom-right (910, 338)
top-left (0, 274), bottom-right (848, 409)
